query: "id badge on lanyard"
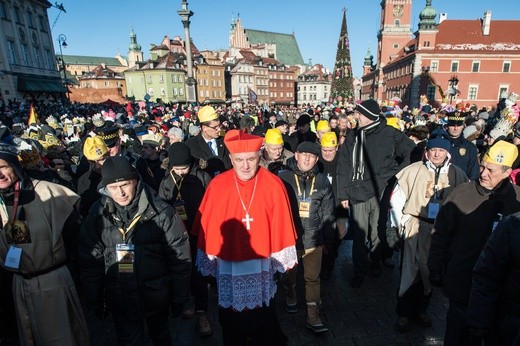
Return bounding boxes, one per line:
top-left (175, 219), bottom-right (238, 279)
top-left (298, 197), bottom-right (311, 218)
top-left (116, 244), bottom-right (135, 273)
top-left (174, 199), bottom-right (188, 221)
top-left (5, 246), bottom-right (22, 269)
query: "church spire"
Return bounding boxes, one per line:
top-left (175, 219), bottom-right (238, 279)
top-left (419, 0), bottom-right (437, 30)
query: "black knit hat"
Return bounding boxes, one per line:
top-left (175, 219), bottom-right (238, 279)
top-left (296, 114), bottom-right (311, 127)
top-left (168, 142), bottom-right (193, 167)
top-left (101, 156), bottom-right (138, 186)
top-left (0, 142), bottom-right (24, 179)
top-left (355, 99), bottom-right (381, 121)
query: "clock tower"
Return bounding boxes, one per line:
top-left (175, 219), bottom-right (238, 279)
top-left (377, 0), bottom-right (413, 68)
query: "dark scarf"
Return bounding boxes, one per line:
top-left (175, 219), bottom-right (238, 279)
top-left (352, 119), bottom-right (380, 180)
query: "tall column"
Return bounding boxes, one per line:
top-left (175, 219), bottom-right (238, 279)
top-left (178, 0), bottom-right (197, 103)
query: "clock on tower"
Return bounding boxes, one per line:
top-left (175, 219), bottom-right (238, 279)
top-left (393, 4), bottom-right (404, 18)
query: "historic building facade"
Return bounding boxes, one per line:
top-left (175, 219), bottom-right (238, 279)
top-left (297, 64), bottom-right (332, 106)
top-left (362, 0), bottom-right (520, 108)
top-left (0, 0), bottom-right (65, 101)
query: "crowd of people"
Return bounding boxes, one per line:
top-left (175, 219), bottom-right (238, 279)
top-left (0, 93), bottom-right (520, 345)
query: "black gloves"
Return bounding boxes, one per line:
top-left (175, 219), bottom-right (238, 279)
top-left (428, 270), bottom-right (444, 287)
top-left (170, 303), bottom-right (183, 318)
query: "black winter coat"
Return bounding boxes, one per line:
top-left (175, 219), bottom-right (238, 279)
top-left (158, 163), bottom-right (211, 232)
top-left (79, 183), bottom-right (191, 319)
top-left (337, 117), bottom-right (415, 204)
top-left (428, 180), bottom-right (520, 305)
top-left (278, 157), bottom-right (336, 249)
top-left (185, 133), bottom-right (231, 177)
top-left (466, 212), bottom-right (520, 340)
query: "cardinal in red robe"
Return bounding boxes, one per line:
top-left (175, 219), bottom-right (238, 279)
top-left (192, 129), bottom-right (297, 345)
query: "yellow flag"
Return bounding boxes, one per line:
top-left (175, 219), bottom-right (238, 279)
top-left (28, 104), bottom-right (38, 125)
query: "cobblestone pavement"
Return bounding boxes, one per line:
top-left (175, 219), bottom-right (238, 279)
top-left (92, 240), bottom-right (448, 345)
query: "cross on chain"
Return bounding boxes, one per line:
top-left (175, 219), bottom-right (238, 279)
top-left (242, 213), bottom-right (254, 231)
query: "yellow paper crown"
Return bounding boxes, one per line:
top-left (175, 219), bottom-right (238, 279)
top-left (198, 105), bottom-right (218, 123)
top-left (83, 136), bottom-right (108, 161)
top-left (482, 140), bottom-right (518, 167)
top-left (264, 128), bottom-right (283, 145)
top-left (320, 132), bottom-right (338, 148)
top-left (316, 120), bottom-right (330, 132)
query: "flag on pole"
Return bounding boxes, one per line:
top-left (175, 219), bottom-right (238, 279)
top-left (28, 104), bottom-right (39, 125)
top-left (248, 87), bottom-right (257, 105)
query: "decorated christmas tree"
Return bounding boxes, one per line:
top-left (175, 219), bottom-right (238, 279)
top-left (330, 8), bottom-right (355, 104)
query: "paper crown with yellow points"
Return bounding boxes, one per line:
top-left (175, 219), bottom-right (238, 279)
top-left (316, 120), bottom-right (330, 132)
top-left (482, 140), bottom-right (518, 168)
top-left (264, 128), bottom-right (283, 145)
top-left (198, 106), bottom-right (219, 123)
top-left (320, 132), bottom-right (338, 148)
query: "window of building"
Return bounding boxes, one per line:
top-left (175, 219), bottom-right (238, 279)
top-left (218, 90), bottom-right (221, 98)
top-left (204, 79), bottom-right (208, 86)
top-left (472, 61), bottom-right (480, 73)
top-left (148, 88), bottom-right (154, 95)
top-left (20, 44), bottom-right (30, 65)
top-left (217, 80), bottom-right (221, 87)
top-left (468, 84), bottom-right (478, 100)
top-left (172, 75), bottom-right (177, 83)
top-left (7, 41), bottom-right (16, 64)
top-left (32, 47), bottom-right (41, 68)
top-left (13, 7), bottom-right (22, 23)
top-left (179, 75), bottom-right (183, 83)
top-left (38, 15), bottom-right (46, 31)
top-left (160, 88), bottom-right (165, 95)
top-left (430, 61), bottom-right (439, 72)
top-left (199, 90), bottom-right (204, 97)
top-left (205, 90), bottom-right (209, 97)
top-left (212, 90), bottom-right (216, 98)
top-left (217, 70), bottom-right (221, 77)
top-left (45, 49), bottom-right (53, 69)
top-left (324, 86), bottom-right (327, 91)
top-left (393, 43), bottom-right (399, 49)
top-left (0, 2), bottom-right (8, 19)
top-left (104, 81), bottom-right (110, 87)
top-left (395, 19), bottom-right (400, 27)
top-left (498, 85), bottom-right (509, 99)
top-left (212, 80), bottom-right (216, 87)
top-left (503, 61), bottom-right (511, 73)
top-left (451, 61), bottom-right (459, 72)
top-left (159, 75), bottom-right (164, 83)
top-left (427, 85), bottom-right (436, 101)
top-left (26, 11), bottom-right (34, 27)
top-left (147, 75), bottom-right (152, 84)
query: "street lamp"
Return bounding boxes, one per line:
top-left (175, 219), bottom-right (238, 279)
top-left (178, 0), bottom-right (197, 104)
top-left (57, 34), bottom-right (69, 99)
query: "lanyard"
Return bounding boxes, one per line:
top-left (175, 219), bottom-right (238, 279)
top-left (11, 181), bottom-right (20, 221)
top-left (294, 175), bottom-right (315, 199)
top-left (433, 166), bottom-right (441, 201)
top-left (118, 214), bottom-right (142, 242)
top-left (169, 169), bottom-right (184, 201)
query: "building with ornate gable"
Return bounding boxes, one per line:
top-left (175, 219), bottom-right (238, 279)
top-left (362, 0), bottom-right (520, 108)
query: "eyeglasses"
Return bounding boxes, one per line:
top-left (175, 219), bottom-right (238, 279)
top-left (205, 123), bottom-right (222, 130)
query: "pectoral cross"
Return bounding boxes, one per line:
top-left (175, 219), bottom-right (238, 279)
top-left (242, 213), bottom-right (254, 230)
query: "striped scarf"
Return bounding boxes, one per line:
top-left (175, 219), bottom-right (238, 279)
top-left (352, 119), bottom-right (380, 181)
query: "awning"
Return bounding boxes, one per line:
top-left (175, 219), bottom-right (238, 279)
top-left (203, 99), bottom-right (226, 104)
top-left (18, 76), bottom-right (67, 93)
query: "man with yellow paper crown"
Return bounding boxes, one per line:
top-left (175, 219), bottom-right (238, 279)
top-left (192, 129), bottom-right (298, 345)
top-left (259, 128), bottom-right (294, 171)
top-left (428, 140), bottom-right (520, 345)
top-left (185, 105), bottom-right (231, 177)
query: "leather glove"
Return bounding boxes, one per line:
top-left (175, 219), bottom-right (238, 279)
top-left (428, 270), bottom-right (444, 287)
top-left (386, 227), bottom-right (400, 249)
top-left (170, 303), bottom-right (183, 318)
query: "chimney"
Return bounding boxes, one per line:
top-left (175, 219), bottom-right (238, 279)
top-left (439, 13), bottom-right (448, 23)
top-left (482, 10), bottom-right (492, 36)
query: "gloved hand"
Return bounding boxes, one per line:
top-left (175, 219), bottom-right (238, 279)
top-left (170, 303), bottom-right (183, 318)
top-left (428, 270), bottom-right (444, 287)
top-left (386, 227), bottom-right (400, 249)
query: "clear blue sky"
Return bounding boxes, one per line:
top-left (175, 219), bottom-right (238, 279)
top-left (48, 0), bottom-right (517, 77)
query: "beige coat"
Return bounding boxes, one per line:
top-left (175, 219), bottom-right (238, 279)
top-left (0, 180), bottom-right (89, 345)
